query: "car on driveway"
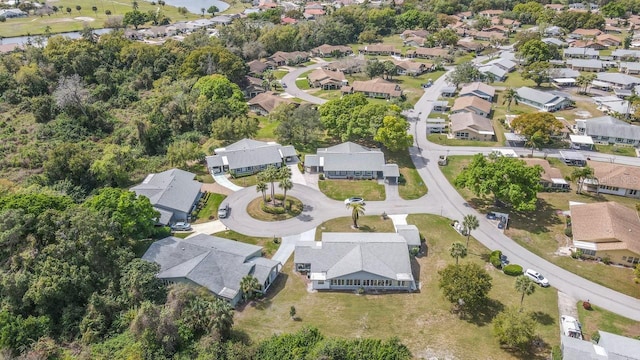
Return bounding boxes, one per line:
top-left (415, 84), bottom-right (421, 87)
top-left (525, 268), bottom-right (550, 287)
top-left (171, 222), bottom-right (192, 231)
top-left (218, 203), bottom-right (230, 219)
top-left (344, 197), bottom-right (365, 205)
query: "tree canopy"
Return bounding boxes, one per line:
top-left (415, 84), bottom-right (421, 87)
top-left (438, 262), bottom-right (492, 316)
top-left (510, 112), bottom-right (564, 144)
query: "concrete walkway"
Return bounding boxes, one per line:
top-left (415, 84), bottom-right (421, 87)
top-left (388, 214), bottom-right (408, 231)
top-left (188, 220), bottom-right (227, 237)
top-left (272, 227), bottom-right (316, 264)
top-left (212, 173), bottom-right (244, 192)
top-left (289, 164), bottom-right (307, 186)
top-left (384, 182), bottom-right (401, 201)
top-left (558, 291), bottom-right (579, 320)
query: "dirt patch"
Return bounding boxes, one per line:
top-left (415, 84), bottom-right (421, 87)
top-left (74, 16), bottom-right (95, 22)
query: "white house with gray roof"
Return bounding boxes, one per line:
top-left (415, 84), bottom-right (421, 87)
top-left (130, 168), bottom-right (203, 225)
top-left (206, 138), bottom-right (298, 177)
top-left (561, 330), bottom-right (640, 360)
top-left (563, 47), bottom-right (599, 59)
top-left (304, 142), bottom-right (399, 183)
top-left (143, 235), bottom-right (281, 307)
top-left (612, 49), bottom-right (640, 60)
top-left (294, 233), bottom-right (416, 292)
top-left (516, 87), bottom-right (571, 112)
top-left (575, 116), bottom-right (640, 147)
top-left (596, 72), bottom-right (640, 90)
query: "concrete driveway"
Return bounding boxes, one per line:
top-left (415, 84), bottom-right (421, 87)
top-left (212, 173), bottom-right (244, 192)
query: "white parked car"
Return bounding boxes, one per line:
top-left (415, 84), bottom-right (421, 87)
top-left (344, 197), bottom-right (365, 205)
top-left (525, 268), bottom-right (550, 287)
top-left (561, 315), bottom-right (583, 339)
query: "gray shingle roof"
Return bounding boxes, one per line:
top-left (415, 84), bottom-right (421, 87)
top-left (395, 224), bottom-right (421, 247)
top-left (516, 87), bottom-right (567, 106)
top-left (586, 116), bottom-right (640, 140)
top-left (205, 139), bottom-right (297, 171)
top-left (561, 336), bottom-right (607, 360)
top-left (294, 233), bottom-right (413, 281)
top-left (596, 72), bottom-right (640, 86)
top-left (564, 47), bottom-right (599, 56)
top-left (130, 168), bottom-right (202, 216)
top-left (315, 142), bottom-right (387, 172)
top-left (612, 49), bottom-right (640, 58)
top-left (598, 330), bottom-right (640, 359)
top-left (567, 59), bottom-right (603, 69)
top-left (143, 235), bottom-right (279, 301)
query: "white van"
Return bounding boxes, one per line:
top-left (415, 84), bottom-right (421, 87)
top-left (561, 315), bottom-right (583, 340)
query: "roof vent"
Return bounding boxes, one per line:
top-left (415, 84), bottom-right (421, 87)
top-left (181, 247), bottom-right (185, 250)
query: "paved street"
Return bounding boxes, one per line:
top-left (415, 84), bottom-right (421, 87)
top-left (281, 63), bottom-right (327, 105)
top-left (236, 64), bottom-right (640, 320)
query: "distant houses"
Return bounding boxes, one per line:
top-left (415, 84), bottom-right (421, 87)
top-left (248, 92), bottom-right (296, 115)
top-left (575, 116), bottom-right (640, 147)
top-left (307, 68), bottom-right (347, 89)
top-left (451, 96), bottom-right (492, 117)
top-left (310, 44), bottom-right (353, 58)
top-left (341, 78), bottom-right (403, 99)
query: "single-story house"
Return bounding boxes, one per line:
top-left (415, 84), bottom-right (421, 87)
top-left (403, 36), bottom-right (427, 47)
top-left (130, 169), bottom-right (203, 225)
top-left (456, 40), bottom-right (485, 52)
top-left (596, 72), bottom-right (640, 90)
top-left (479, 9), bottom-right (503, 17)
top-left (359, 44), bottom-right (400, 56)
top-left (451, 96), bottom-right (492, 117)
top-left (522, 158), bottom-right (569, 191)
top-left (575, 116), bottom-right (640, 147)
top-left (570, 202), bottom-right (640, 265)
top-left (619, 62), bottom-right (640, 75)
top-left (310, 44), bottom-right (353, 58)
top-left (392, 59), bottom-right (431, 76)
top-left (478, 65), bottom-right (507, 81)
top-left (400, 29), bottom-right (429, 39)
top-left (405, 47), bottom-right (451, 61)
top-left (142, 235), bottom-right (281, 307)
top-left (596, 34), bottom-right (621, 46)
top-left (569, 28), bottom-right (602, 39)
top-left (304, 142), bottom-right (399, 183)
top-left (323, 58), bottom-right (366, 74)
top-left (484, 58), bottom-right (517, 72)
top-left (473, 31), bottom-right (506, 42)
top-left (591, 96), bottom-right (632, 115)
top-left (307, 68), bottom-right (347, 89)
top-left (341, 78), bottom-right (402, 99)
top-left (440, 86), bottom-right (457, 97)
top-left (516, 87), bottom-right (571, 112)
top-left (247, 91), bottom-right (296, 115)
top-left (206, 138), bottom-right (298, 176)
top-left (491, 17), bottom-right (519, 27)
top-left (612, 49), bottom-right (640, 60)
top-left (544, 25), bottom-right (564, 36)
top-left (459, 82), bottom-right (496, 102)
top-left (294, 233), bottom-right (416, 292)
top-left (426, 117), bottom-right (447, 133)
top-left (563, 47), bottom-right (599, 59)
top-left (242, 76), bottom-right (266, 98)
top-left (432, 101), bottom-right (449, 112)
top-left (247, 60), bottom-right (269, 75)
top-left (562, 330), bottom-right (640, 360)
top-left (266, 51), bottom-right (309, 67)
top-left (581, 161), bottom-right (640, 199)
top-left (449, 112), bottom-right (495, 141)
top-left (567, 59), bottom-right (604, 72)
top-left (559, 150), bottom-right (587, 166)
top-left (0, 8), bottom-right (27, 18)
top-left (542, 37), bottom-right (567, 47)
top-left (550, 68), bottom-right (581, 79)
top-left (394, 224), bottom-right (422, 250)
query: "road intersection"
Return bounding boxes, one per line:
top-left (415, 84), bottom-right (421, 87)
top-left (219, 64), bottom-right (640, 320)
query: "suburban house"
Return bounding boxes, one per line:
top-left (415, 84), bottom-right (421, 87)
top-left (310, 44), bottom-right (353, 57)
top-left (247, 60), bottom-right (269, 75)
top-left (426, 117), bottom-right (447, 133)
top-left (562, 330), bottom-right (640, 360)
top-left (142, 235), bottom-right (281, 307)
top-left (581, 161), bottom-right (640, 199)
top-left (456, 40), bottom-right (485, 52)
top-left (449, 112), bottom-right (495, 141)
top-left (522, 158), bottom-right (569, 191)
top-left (570, 40), bottom-right (607, 50)
top-left (358, 44), bottom-right (400, 56)
top-left (392, 59), bottom-right (431, 76)
top-left (451, 96), bottom-right (492, 117)
top-left (266, 51), bottom-right (309, 67)
top-left (0, 8), bottom-right (27, 18)
top-left (394, 225), bottom-right (422, 250)
top-left (323, 58), bottom-right (366, 74)
top-left (595, 73), bottom-right (640, 90)
top-left (459, 82), bottom-right (496, 101)
top-left (484, 58), bottom-right (517, 72)
top-left (247, 91), bottom-right (295, 115)
top-left (400, 29), bottom-right (429, 39)
top-left (570, 202), bottom-right (640, 265)
top-left (596, 34), bottom-right (621, 46)
top-left (242, 76), bottom-right (266, 98)
top-left (403, 36), bottom-right (426, 47)
top-left (341, 78), bottom-right (403, 99)
top-left (307, 68), bottom-right (347, 89)
top-left (294, 233), bottom-right (416, 292)
top-left (206, 138), bottom-right (298, 176)
top-left (304, 142), bottom-right (399, 183)
top-left (542, 38), bottom-right (567, 47)
top-left (575, 116), bottom-right (640, 147)
top-left (569, 28), bottom-right (602, 39)
top-left (567, 59), bottom-right (604, 72)
top-left (130, 169), bottom-right (203, 225)
top-left (516, 87), bottom-right (571, 112)
top-left (563, 47), bottom-right (599, 59)
top-left (405, 47), bottom-right (451, 61)
top-left (473, 31), bottom-right (506, 42)
top-left (619, 62), bottom-right (640, 75)
top-left (477, 65), bottom-right (507, 81)
top-left (612, 49), bottom-right (640, 60)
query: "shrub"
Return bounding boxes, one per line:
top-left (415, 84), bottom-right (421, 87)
top-left (564, 227), bottom-right (572, 237)
top-left (583, 300), bottom-right (592, 310)
top-left (297, 162), bottom-right (304, 173)
top-left (319, 173), bottom-right (325, 180)
top-left (601, 255), bottom-right (611, 265)
top-left (410, 247), bottom-right (419, 257)
top-left (490, 250), bottom-right (502, 268)
top-left (503, 264), bottom-right (523, 276)
top-left (592, 331), bottom-right (600, 343)
top-left (261, 202), bottom-right (286, 214)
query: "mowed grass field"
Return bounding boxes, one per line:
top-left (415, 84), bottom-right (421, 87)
top-left (234, 214), bottom-right (560, 359)
top-left (0, 0), bottom-right (200, 37)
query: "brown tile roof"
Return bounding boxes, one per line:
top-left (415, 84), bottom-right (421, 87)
top-left (345, 78), bottom-right (402, 97)
top-left (587, 161), bottom-right (640, 191)
top-left (392, 59), bottom-right (427, 72)
top-left (247, 92), bottom-right (294, 113)
top-left (449, 112), bottom-right (494, 134)
top-left (311, 44), bottom-right (352, 55)
top-left (572, 28), bottom-right (602, 37)
top-left (474, 31), bottom-right (506, 40)
top-left (451, 96), bottom-right (492, 114)
top-left (307, 68), bottom-right (345, 83)
top-left (401, 29), bottom-right (429, 38)
top-left (403, 36), bottom-right (426, 46)
top-left (596, 34), bottom-right (621, 44)
top-left (248, 60), bottom-right (268, 74)
top-left (269, 51), bottom-right (309, 63)
top-left (456, 40), bottom-right (484, 50)
top-left (407, 47), bottom-right (450, 58)
top-left (359, 44), bottom-right (399, 53)
top-left (571, 202), bottom-right (640, 254)
top-left (522, 158), bottom-right (563, 183)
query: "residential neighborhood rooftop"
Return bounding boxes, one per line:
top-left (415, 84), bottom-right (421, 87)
top-left (570, 202), bottom-right (640, 254)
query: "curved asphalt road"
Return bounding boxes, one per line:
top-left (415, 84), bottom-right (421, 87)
top-left (222, 65), bottom-right (640, 320)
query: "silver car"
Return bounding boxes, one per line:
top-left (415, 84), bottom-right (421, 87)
top-left (218, 203), bottom-right (230, 219)
top-left (344, 197), bottom-right (365, 205)
top-left (525, 269), bottom-right (550, 287)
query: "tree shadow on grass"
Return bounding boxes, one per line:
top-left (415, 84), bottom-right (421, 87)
top-left (229, 328), bottom-right (252, 345)
top-left (531, 311), bottom-right (555, 326)
top-left (465, 298), bottom-right (505, 326)
top-left (502, 336), bottom-right (551, 360)
top-left (470, 197), bottom-right (561, 235)
top-left (356, 225), bottom-right (376, 232)
top-left (237, 273), bottom-right (289, 312)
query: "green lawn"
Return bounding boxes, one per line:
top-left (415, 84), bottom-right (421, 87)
top-left (235, 214), bottom-right (559, 359)
top-left (315, 215), bottom-right (396, 240)
top-left (221, 1), bottom-right (251, 14)
top-left (212, 230), bottom-right (280, 258)
top-left (318, 179), bottom-right (385, 201)
top-left (193, 193), bottom-right (226, 224)
top-left (493, 72), bottom-right (536, 88)
top-left (427, 134), bottom-right (500, 147)
top-left (0, 0), bottom-right (199, 37)
top-left (577, 301), bottom-right (640, 341)
top-left (229, 173), bottom-right (260, 187)
top-left (594, 144), bottom-right (638, 157)
top-left (272, 70), bottom-right (288, 80)
top-left (384, 148), bottom-right (428, 200)
top-left (441, 155), bottom-right (640, 298)
top-left (256, 116), bottom-right (278, 141)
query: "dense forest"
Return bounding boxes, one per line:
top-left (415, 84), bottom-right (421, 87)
top-left (1, 0), bottom-right (638, 357)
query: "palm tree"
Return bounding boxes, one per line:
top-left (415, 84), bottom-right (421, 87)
top-left (240, 275), bottom-right (261, 301)
top-left (462, 214), bottom-right (479, 248)
top-left (576, 73), bottom-right (596, 94)
top-left (256, 181), bottom-right (268, 202)
top-left (347, 202), bottom-right (365, 228)
top-left (261, 165), bottom-right (279, 203)
top-left (570, 166), bottom-right (594, 194)
top-left (449, 242), bottom-right (467, 265)
top-left (279, 178), bottom-right (293, 207)
top-left (526, 132), bottom-right (545, 156)
top-left (502, 87), bottom-right (518, 112)
top-left (515, 275), bottom-right (536, 309)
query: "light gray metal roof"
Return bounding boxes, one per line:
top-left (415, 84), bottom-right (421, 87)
top-left (568, 59), bottom-right (603, 69)
top-left (559, 150), bottom-right (586, 161)
top-left (143, 235), bottom-right (279, 301)
top-left (516, 87), bottom-right (567, 106)
top-left (304, 154), bottom-right (319, 167)
top-left (130, 168), bottom-right (202, 216)
top-left (598, 330), bottom-right (640, 359)
top-left (315, 142), bottom-right (387, 172)
top-left (596, 72), bottom-right (640, 86)
top-left (294, 233), bottom-right (413, 281)
top-left (612, 49), bottom-right (640, 58)
top-left (561, 336), bottom-right (607, 360)
top-left (550, 68), bottom-right (580, 79)
top-left (395, 224), bottom-right (421, 247)
top-left (478, 65), bottom-right (507, 79)
top-left (542, 38), bottom-right (566, 46)
top-left (585, 116), bottom-right (640, 140)
top-left (564, 47), bottom-right (599, 56)
top-left (383, 164), bottom-right (399, 177)
top-left (620, 62), bottom-right (640, 71)
top-left (206, 138), bottom-right (297, 171)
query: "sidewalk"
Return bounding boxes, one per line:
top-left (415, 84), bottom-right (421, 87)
top-left (289, 164), bottom-right (307, 186)
top-left (212, 173), bottom-right (244, 192)
top-left (272, 227), bottom-right (316, 264)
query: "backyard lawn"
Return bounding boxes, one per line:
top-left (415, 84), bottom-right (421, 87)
top-left (441, 155), bottom-right (640, 298)
top-left (384, 148), bottom-right (428, 200)
top-left (577, 301), bottom-right (640, 342)
top-left (256, 116), bottom-right (278, 141)
top-left (318, 179), bottom-right (386, 201)
top-left (212, 230), bottom-right (280, 258)
top-left (193, 193), bottom-right (226, 224)
top-left (229, 173), bottom-right (260, 187)
top-left (235, 214), bottom-right (560, 359)
top-left (315, 215), bottom-right (396, 240)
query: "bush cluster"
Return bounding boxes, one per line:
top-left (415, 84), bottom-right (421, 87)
top-left (490, 250), bottom-right (502, 269)
top-left (503, 264), bottom-right (523, 276)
